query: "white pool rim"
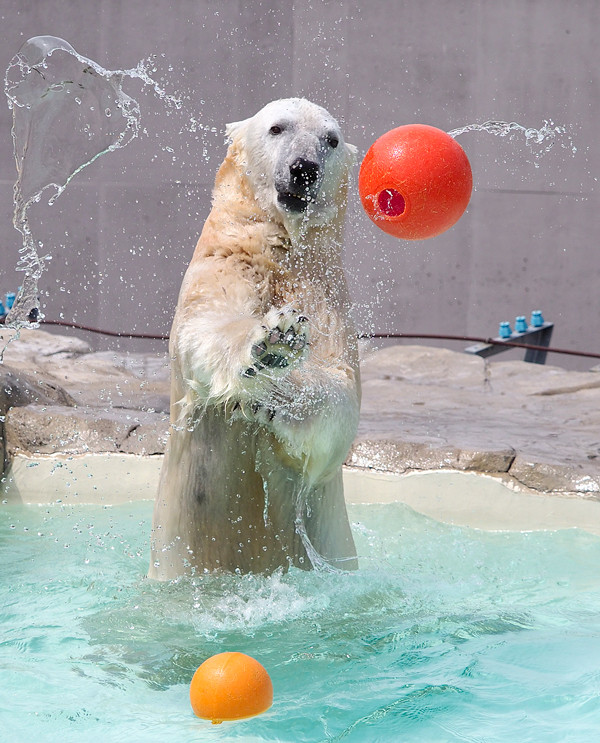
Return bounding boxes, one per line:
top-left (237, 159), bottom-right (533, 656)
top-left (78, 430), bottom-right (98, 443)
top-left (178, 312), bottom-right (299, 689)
top-left (1, 453), bottom-right (599, 536)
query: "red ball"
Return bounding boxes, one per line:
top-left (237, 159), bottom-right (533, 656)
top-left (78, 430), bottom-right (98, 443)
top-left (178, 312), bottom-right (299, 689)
top-left (358, 124), bottom-right (473, 240)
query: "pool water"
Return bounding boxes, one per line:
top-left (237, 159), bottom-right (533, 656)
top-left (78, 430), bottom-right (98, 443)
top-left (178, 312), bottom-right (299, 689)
top-left (1, 499), bottom-right (600, 742)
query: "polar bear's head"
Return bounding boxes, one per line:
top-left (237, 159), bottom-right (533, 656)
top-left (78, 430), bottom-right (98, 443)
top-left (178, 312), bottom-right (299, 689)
top-left (226, 98), bottom-right (357, 227)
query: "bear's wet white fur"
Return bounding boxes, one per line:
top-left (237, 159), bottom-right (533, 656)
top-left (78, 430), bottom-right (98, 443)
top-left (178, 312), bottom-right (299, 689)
top-left (149, 98), bottom-right (360, 580)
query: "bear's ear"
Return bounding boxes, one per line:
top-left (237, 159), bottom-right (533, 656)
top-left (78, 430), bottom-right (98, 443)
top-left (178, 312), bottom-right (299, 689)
top-left (225, 117), bottom-right (251, 143)
top-left (345, 142), bottom-right (359, 165)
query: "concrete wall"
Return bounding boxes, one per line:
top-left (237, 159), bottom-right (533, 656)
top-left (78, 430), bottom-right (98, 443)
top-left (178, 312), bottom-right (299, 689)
top-left (0, 0), bottom-right (598, 368)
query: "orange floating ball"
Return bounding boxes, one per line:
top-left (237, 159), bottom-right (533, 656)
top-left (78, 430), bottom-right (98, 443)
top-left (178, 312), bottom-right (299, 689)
top-left (189, 651), bottom-right (273, 725)
top-left (359, 124), bottom-right (473, 240)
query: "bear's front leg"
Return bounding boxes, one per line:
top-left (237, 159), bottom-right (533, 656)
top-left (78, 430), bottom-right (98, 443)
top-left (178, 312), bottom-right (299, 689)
top-left (176, 299), bottom-right (310, 412)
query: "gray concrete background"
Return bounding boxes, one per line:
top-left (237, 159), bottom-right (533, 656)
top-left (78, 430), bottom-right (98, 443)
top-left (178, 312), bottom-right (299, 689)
top-left (0, 1), bottom-right (598, 368)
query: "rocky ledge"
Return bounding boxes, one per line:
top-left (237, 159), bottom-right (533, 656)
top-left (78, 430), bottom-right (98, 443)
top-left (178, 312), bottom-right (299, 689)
top-left (1, 327), bottom-right (599, 500)
top-left (354, 346), bottom-right (600, 498)
top-left (0, 328), bottom-right (170, 466)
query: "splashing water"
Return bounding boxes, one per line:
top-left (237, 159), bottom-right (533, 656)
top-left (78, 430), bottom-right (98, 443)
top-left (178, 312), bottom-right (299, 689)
top-left (448, 118), bottom-right (576, 157)
top-left (3, 35), bottom-right (181, 330)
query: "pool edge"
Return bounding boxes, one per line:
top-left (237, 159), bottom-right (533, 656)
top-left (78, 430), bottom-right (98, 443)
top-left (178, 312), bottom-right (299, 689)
top-left (2, 452), bottom-right (599, 535)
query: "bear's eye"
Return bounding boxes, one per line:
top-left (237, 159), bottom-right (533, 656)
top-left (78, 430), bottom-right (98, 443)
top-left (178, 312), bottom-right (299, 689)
top-left (327, 135), bottom-right (339, 148)
top-left (269, 125), bottom-right (283, 135)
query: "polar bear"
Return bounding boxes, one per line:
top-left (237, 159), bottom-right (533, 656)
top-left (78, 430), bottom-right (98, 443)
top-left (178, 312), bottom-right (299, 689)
top-left (149, 98), bottom-right (360, 580)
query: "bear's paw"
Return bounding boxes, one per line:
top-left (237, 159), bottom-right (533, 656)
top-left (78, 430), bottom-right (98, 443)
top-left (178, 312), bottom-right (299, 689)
top-left (242, 307), bottom-right (309, 378)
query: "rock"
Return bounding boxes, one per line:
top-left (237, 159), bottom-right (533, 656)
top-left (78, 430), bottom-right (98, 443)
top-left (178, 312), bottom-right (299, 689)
top-left (361, 344), bottom-right (486, 388)
top-left (2, 330), bottom-right (600, 502)
top-left (509, 457), bottom-right (600, 498)
top-left (1, 327), bottom-right (170, 411)
top-left (0, 329), bottom-right (170, 475)
top-left (41, 352), bottom-right (170, 410)
top-left (0, 326), bottom-right (91, 362)
top-left (0, 364), bottom-right (75, 472)
top-left (346, 438), bottom-right (516, 475)
top-left (0, 365), bottom-right (74, 413)
top-left (354, 343), bottom-right (600, 496)
top-left (5, 404), bottom-right (169, 457)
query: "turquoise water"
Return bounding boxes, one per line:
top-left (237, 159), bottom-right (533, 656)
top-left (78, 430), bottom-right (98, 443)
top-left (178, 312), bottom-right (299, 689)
top-left (1, 499), bottom-right (600, 742)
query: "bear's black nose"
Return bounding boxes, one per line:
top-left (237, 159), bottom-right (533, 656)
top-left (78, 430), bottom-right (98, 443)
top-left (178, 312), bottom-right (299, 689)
top-left (289, 158), bottom-right (320, 189)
